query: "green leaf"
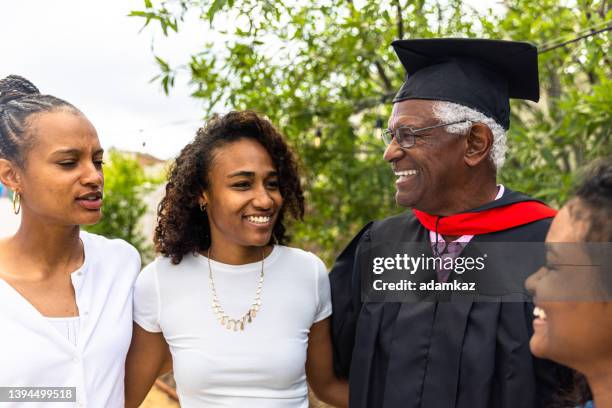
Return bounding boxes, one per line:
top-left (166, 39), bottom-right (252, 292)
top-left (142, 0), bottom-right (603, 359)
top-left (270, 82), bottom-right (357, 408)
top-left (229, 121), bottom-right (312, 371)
top-left (207, 0), bottom-right (227, 23)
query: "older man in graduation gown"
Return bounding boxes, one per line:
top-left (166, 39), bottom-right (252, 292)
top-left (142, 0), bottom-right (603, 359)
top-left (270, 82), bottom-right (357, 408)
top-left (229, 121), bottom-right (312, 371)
top-left (330, 38), bottom-right (569, 408)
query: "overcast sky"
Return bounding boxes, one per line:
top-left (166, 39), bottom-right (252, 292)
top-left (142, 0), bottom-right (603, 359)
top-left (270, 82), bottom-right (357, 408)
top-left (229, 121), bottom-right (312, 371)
top-left (1, 0), bottom-right (209, 160)
top-left (1, 1), bottom-right (500, 160)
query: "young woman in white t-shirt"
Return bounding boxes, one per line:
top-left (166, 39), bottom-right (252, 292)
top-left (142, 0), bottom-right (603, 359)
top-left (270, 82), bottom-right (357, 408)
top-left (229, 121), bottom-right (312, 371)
top-left (0, 75), bottom-right (141, 408)
top-left (125, 111), bottom-right (348, 407)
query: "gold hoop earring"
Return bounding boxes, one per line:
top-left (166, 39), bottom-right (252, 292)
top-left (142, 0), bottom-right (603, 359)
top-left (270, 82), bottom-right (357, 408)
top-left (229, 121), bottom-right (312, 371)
top-left (12, 192), bottom-right (21, 215)
top-left (200, 203), bottom-right (207, 212)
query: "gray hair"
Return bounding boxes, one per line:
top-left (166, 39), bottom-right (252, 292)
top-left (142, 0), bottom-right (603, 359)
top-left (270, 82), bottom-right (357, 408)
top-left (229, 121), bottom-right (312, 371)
top-left (431, 101), bottom-right (507, 169)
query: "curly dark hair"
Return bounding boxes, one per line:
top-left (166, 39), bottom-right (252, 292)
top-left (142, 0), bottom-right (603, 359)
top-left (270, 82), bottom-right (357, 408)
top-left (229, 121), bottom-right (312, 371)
top-left (155, 110), bottom-right (305, 264)
top-left (549, 157), bottom-right (612, 408)
top-left (570, 156), bottom-right (612, 242)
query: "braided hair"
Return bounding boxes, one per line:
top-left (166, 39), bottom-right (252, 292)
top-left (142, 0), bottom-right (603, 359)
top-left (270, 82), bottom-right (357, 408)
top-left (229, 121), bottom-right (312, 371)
top-left (0, 75), bottom-right (78, 166)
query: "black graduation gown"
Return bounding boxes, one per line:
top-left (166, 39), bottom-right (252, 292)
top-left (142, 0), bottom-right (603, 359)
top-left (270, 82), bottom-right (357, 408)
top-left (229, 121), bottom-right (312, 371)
top-left (330, 189), bottom-right (568, 408)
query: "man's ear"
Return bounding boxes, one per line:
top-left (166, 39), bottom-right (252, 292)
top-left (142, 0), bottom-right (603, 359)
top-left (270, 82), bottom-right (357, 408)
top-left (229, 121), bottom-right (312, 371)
top-left (0, 159), bottom-right (22, 192)
top-left (464, 123), bottom-right (494, 167)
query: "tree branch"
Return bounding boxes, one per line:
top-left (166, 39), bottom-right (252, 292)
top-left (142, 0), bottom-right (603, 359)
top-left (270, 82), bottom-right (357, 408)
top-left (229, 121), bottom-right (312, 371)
top-left (374, 60), bottom-right (393, 92)
top-left (394, 0), bottom-right (404, 39)
top-left (571, 56), bottom-right (597, 85)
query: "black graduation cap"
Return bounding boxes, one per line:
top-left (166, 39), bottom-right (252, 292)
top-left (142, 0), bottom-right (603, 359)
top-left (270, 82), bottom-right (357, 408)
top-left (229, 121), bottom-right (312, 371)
top-left (391, 38), bottom-right (539, 130)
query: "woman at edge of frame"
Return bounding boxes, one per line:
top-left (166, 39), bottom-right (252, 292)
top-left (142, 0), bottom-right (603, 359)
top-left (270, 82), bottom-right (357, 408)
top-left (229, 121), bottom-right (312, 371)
top-left (0, 75), bottom-right (141, 407)
top-left (526, 157), bottom-right (612, 408)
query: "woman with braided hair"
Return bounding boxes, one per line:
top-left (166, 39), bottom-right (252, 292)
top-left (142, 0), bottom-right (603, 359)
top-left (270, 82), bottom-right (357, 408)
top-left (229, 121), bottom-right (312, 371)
top-left (0, 75), bottom-right (140, 407)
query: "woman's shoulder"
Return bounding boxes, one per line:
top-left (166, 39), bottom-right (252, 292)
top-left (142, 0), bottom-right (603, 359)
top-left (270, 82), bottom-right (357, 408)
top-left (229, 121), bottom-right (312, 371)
top-left (79, 231), bottom-right (141, 282)
top-left (275, 246), bottom-right (331, 319)
top-left (275, 245), bottom-right (323, 264)
top-left (136, 253), bottom-right (204, 298)
top-left (79, 230), bottom-right (140, 262)
top-left (274, 245), bottom-right (326, 271)
top-left (142, 251), bottom-right (202, 275)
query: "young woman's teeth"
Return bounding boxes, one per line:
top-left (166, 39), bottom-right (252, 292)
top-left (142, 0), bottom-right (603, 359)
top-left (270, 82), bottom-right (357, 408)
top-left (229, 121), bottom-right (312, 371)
top-left (247, 215), bottom-right (271, 224)
top-left (533, 306), bottom-right (547, 320)
top-left (395, 170), bottom-right (418, 177)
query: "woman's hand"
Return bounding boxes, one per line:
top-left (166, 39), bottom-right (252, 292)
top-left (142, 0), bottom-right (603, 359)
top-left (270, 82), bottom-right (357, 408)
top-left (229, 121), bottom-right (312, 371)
top-left (306, 317), bottom-right (349, 408)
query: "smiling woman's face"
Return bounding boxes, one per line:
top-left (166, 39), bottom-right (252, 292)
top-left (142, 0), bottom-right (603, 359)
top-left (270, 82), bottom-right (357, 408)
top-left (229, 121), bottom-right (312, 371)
top-left (526, 199), bottom-right (612, 371)
top-left (202, 138), bottom-right (283, 254)
top-left (6, 109), bottom-right (104, 227)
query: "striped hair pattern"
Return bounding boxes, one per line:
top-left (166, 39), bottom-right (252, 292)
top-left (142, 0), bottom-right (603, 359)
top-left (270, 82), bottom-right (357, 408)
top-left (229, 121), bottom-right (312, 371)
top-left (0, 75), bottom-right (78, 166)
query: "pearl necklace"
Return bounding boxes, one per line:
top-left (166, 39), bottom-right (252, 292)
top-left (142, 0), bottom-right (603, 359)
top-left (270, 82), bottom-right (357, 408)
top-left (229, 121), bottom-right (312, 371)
top-left (207, 248), bottom-right (264, 331)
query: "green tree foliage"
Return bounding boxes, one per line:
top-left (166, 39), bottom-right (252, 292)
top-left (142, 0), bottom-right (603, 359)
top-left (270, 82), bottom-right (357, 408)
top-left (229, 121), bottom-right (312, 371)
top-left (84, 150), bottom-right (154, 260)
top-left (131, 0), bottom-right (611, 263)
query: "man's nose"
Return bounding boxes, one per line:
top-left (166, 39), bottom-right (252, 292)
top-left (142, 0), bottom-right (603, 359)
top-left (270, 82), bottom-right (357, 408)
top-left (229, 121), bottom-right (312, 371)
top-left (383, 138), bottom-right (404, 163)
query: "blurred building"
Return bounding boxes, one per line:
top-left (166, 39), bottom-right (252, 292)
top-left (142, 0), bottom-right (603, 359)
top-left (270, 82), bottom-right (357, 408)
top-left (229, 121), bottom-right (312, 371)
top-left (116, 150), bottom-right (169, 248)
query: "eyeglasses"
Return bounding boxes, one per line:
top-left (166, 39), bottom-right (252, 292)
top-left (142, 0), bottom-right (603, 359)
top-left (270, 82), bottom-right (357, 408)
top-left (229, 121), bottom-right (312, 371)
top-left (381, 120), bottom-right (471, 149)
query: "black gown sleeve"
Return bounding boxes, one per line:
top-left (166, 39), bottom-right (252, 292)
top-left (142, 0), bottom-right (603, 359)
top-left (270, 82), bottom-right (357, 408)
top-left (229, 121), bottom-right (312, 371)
top-left (329, 222), bottom-right (373, 378)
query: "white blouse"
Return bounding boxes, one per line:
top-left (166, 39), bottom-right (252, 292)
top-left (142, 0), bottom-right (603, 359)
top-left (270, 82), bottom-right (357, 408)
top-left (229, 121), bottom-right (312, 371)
top-left (0, 231), bottom-right (141, 408)
top-left (46, 317), bottom-right (81, 347)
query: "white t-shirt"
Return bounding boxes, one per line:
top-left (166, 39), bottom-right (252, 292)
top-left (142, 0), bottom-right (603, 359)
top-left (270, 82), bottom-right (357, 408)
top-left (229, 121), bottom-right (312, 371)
top-left (0, 231), bottom-right (141, 408)
top-left (133, 245), bottom-right (332, 408)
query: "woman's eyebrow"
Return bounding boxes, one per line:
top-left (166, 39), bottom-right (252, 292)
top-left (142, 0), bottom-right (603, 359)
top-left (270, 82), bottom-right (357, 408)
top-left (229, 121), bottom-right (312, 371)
top-left (227, 171), bottom-right (255, 178)
top-left (51, 148), bottom-right (105, 156)
top-left (51, 148), bottom-right (81, 156)
top-left (546, 245), bottom-right (562, 261)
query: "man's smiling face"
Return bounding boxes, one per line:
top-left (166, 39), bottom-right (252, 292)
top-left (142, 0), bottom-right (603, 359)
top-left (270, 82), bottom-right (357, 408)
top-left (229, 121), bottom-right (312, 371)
top-left (383, 99), bottom-right (467, 213)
